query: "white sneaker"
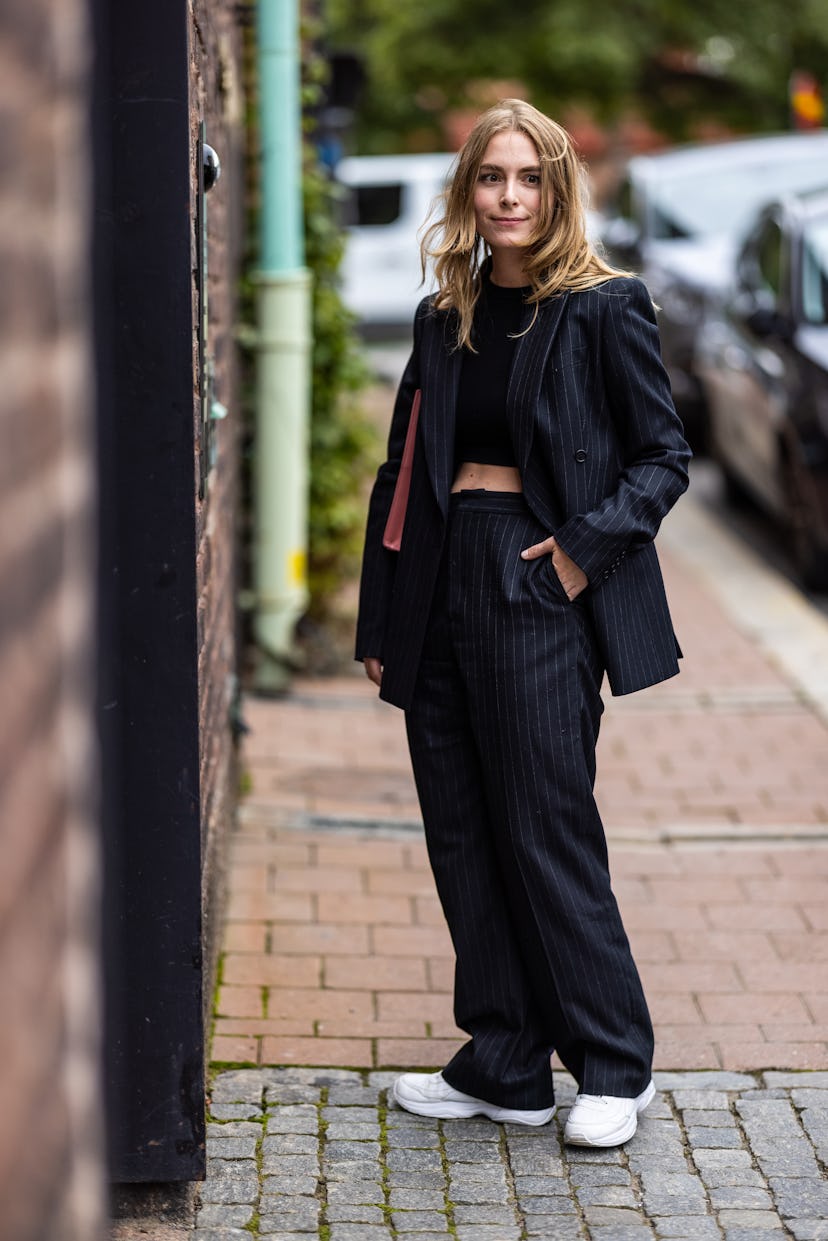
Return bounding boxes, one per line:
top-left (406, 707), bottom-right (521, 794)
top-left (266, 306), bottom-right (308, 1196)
top-left (392, 1071), bottom-right (555, 1126)
top-left (564, 1079), bottom-right (656, 1147)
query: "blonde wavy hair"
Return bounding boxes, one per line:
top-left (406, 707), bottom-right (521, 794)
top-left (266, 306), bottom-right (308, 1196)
top-left (421, 99), bottom-right (626, 349)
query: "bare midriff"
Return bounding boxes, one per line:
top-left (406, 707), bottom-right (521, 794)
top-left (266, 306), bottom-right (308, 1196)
top-left (451, 462), bottom-right (523, 493)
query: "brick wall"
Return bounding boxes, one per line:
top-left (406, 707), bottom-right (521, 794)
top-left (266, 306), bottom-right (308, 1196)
top-left (0, 0), bottom-right (105, 1237)
top-left (190, 0), bottom-right (246, 1020)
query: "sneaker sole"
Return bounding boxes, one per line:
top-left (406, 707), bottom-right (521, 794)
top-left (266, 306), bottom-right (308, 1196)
top-left (392, 1080), bottom-right (555, 1127)
top-left (564, 1079), bottom-right (656, 1147)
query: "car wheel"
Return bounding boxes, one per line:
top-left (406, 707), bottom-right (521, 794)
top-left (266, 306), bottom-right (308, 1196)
top-left (784, 453), bottom-right (828, 591)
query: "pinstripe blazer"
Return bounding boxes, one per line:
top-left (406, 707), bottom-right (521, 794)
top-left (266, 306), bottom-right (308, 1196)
top-left (356, 275), bottom-right (692, 711)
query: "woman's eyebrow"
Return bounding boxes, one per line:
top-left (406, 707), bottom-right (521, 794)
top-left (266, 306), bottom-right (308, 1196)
top-left (479, 163), bottom-right (542, 174)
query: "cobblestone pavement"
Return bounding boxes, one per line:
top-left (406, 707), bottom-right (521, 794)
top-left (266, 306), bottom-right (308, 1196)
top-left (195, 1067), bottom-right (828, 1241)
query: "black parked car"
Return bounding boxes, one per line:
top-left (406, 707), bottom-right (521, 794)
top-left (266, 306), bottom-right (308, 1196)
top-left (602, 132), bottom-right (828, 450)
top-left (695, 188), bottom-right (828, 590)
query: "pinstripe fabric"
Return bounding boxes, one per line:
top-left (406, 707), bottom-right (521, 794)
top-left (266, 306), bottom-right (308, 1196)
top-left (355, 276), bottom-right (692, 710)
top-left (405, 492), bottom-right (654, 1107)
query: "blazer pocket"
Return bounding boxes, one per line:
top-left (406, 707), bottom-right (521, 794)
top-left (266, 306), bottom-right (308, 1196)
top-left (554, 344), bottom-right (590, 370)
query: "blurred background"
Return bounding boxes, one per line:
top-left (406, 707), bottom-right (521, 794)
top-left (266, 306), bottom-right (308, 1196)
top-left (1, 0), bottom-right (827, 1235)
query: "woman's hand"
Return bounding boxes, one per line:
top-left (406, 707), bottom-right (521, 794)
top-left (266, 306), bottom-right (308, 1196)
top-left (364, 657), bottom-right (383, 687)
top-left (521, 536), bottom-right (588, 601)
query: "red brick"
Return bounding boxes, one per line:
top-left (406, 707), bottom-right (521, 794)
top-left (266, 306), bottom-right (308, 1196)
top-left (225, 891), bottom-right (314, 922)
top-left (698, 992), bottom-right (811, 1024)
top-left (672, 930), bottom-right (774, 962)
top-left (769, 932), bottom-right (828, 961)
top-left (260, 1036), bottom-right (373, 1067)
top-left (272, 866), bottom-right (365, 894)
top-left (648, 993), bottom-right (703, 1025)
top-left (316, 892), bottom-right (414, 926)
top-left (704, 903), bottom-right (806, 931)
top-left (267, 988), bottom-right (373, 1023)
top-left (376, 1039), bottom-right (466, 1069)
top-left (223, 923), bottom-right (269, 953)
top-left (626, 931), bottom-right (677, 962)
top-left (324, 956), bottom-right (428, 991)
top-left (316, 841), bottom-right (409, 869)
top-left (271, 923), bottom-right (370, 956)
top-left (367, 869), bottom-right (438, 896)
top-left (214, 1017), bottom-right (314, 1038)
top-left (370, 925), bottom-right (454, 958)
top-left (414, 897), bottom-right (448, 927)
top-left (427, 958), bottom-right (455, 993)
top-left (216, 985), bottom-right (265, 1018)
top-left (761, 1024), bottom-right (828, 1042)
top-left (223, 954), bottom-right (321, 987)
top-left (652, 1042), bottom-right (721, 1070)
top-left (716, 1042), bottom-right (828, 1070)
top-left (738, 962), bottom-right (828, 993)
top-left (641, 962), bottom-right (742, 993)
top-left (211, 1036), bottom-right (259, 1065)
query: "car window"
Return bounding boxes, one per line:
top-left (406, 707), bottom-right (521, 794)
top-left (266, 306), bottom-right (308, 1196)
top-left (802, 219), bottom-right (828, 325)
top-left (350, 183), bottom-right (404, 227)
top-left (756, 220), bottom-right (783, 297)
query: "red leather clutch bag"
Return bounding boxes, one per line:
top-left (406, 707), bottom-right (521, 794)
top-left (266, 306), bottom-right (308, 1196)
top-left (382, 388), bottom-right (422, 551)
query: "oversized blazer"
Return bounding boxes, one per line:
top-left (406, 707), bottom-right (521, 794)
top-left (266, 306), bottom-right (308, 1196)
top-left (355, 275), bottom-right (692, 711)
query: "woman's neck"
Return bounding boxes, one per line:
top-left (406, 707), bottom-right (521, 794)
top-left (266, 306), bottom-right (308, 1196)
top-left (489, 251), bottom-right (530, 288)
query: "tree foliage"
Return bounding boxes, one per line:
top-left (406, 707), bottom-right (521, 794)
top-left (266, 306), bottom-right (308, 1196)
top-left (327, 0), bottom-right (828, 148)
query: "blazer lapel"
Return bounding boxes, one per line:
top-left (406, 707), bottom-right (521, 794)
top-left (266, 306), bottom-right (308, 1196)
top-left (508, 292), bottom-right (569, 473)
top-left (420, 310), bottom-right (461, 517)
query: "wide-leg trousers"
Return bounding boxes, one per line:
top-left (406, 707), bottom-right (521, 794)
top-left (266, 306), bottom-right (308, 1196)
top-left (404, 491), bottom-right (654, 1110)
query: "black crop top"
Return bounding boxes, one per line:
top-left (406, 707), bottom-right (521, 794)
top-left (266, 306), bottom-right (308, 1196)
top-left (454, 275), bottom-right (529, 469)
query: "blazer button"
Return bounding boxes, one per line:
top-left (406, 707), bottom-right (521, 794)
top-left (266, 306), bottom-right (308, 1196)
top-left (574, 448), bottom-right (587, 463)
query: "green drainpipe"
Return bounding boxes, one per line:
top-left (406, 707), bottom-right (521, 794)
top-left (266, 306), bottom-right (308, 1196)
top-left (253, 0), bottom-right (312, 691)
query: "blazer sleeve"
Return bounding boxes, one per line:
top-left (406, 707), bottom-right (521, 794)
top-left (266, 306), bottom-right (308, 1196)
top-left (354, 299), bottom-right (427, 661)
top-left (553, 276), bottom-right (691, 587)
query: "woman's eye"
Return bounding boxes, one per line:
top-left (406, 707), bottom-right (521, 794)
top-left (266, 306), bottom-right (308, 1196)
top-left (525, 174), bottom-right (540, 185)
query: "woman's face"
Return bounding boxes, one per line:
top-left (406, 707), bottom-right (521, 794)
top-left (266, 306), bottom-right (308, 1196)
top-left (473, 130), bottom-right (544, 256)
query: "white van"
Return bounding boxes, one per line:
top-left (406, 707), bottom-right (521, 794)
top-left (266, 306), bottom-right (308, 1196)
top-left (335, 152), bottom-right (456, 328)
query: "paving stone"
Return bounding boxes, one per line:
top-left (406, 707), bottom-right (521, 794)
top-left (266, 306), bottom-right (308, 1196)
top-left (512, 1174), bottom-right (572, 1194)
top-left (443, 1139), bottom-right (502, 1162)
top-left (325, 1203), bottom-right (387, 1225)
top-left (261, 1152), bottom-right (319, 1177)
top-left (582, 1205), bottom-right (649, 1228)
top-left (525, 1195), bottom-right (591, 1213)
top-left (708, 1185), bottom-right (774, 1210)
top-left (681, 1110), bottom-right (739, 1127)
top-left (207, 1121), bottom-right (263, 1139)
top-left (324, 1159), bottom-right (381, 1181)
top-left (446, 1180), bottom-right (508, 1205)
top-left (451, 1204), bottom-right (518, 1225)
top-left (568, 1164), bottom-right (633, 1187)
top-left (260, 1175), bottom-right (319, 1196)
top-left (448, 1164), bottom-right (509, 1186)
top-left (565, 1145), bottom-right (625, 1164)
top-left (205, 1136), bottom-right (259, 1159)
top-left (718, 1208), bottom-right (787, 1229)
top-left (692, 1148), bottom-right (754, 1173)
top-left (685, 1127), bottom-right (743, 1148)
top-left (261, 1132), bottom-right (317, 1155)
top-left (672, 1090), bottom-right (731, 1111)
top-left (192, 1231), bottom-right (251, 1240)
top-left (258, 1209), bottom-right (318, 1233)
top-left (325, 1139), bottom-right (381, 1162)
top-left (654, 1073), bottom-right (758, 1092)
top-left (763, 1073), bottom-right (828, 1089)
top-left (649, 1217), bottom-right (721, 1238)
top-left (757, 1151), bottom-right (822, 1177)
top-left (386, 1147), bottom-right (444, 1172)
top-left (325, 1121), bottom-right (381, 1141)
top-left (641, 1171), bottom-right (708, 1217)
top-left (388, 1189), bottom-right (445, 1210)
top-left (326, 1179), bottom-right (384, 1204)
top-left (588, 1229), bottom-right (653, 1241)
top-left (385, 1170), bottom-right (445, 1190)
top-left (454, 1227), bottom-right (522, 1241)
top-left (325, 1084), bottom-right (383, 1105)
top-left (195, 1204), bottom-right (255, 1228)
top-left (391, 1210), bottom-right (450, 1231)
top-left (440, 1119), bottom-right (500, 1140)
top-left (786, 1221), bottom-right (828, 1240)
top-left (769, 1177), bottom-right (828, 1218)
top-left (508, 1148), bottom-right (573, 1175)
top-left (198, 1175), bottom-right (259, 1206)
top-left (209, 1104), bottom-right (262, 1121)
top-left (523, 1219), bottom-right (583, 1239)
top-left (266, 1107), bottom-right (319, 1135)
top-left (386, 1128), bottom-right (440, 1148)
top-left (575, 1184), bottom-right (640, 1208)
top-left (327, 1227), bottom-right (391, 1241)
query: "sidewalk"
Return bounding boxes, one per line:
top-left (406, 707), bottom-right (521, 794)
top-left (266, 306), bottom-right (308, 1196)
top-left (197, 483), bottom-right (828, 1240)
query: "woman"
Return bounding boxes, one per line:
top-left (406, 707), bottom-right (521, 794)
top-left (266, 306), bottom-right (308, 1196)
top-left (355, 100), bottom-right (690, 1147)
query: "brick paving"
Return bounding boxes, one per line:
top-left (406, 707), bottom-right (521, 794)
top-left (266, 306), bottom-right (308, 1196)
top-left (186, 489), bottom-right (828, 1239)
top-left (195, 1067), bottom-right (828, 1241)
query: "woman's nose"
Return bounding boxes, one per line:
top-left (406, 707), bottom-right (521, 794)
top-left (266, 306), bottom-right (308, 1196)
top-left (500, 183), bottom-right (519, 205)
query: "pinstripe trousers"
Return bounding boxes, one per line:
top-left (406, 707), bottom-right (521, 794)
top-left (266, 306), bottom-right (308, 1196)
top-left (404, 491), bottom-right (654, 1110)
